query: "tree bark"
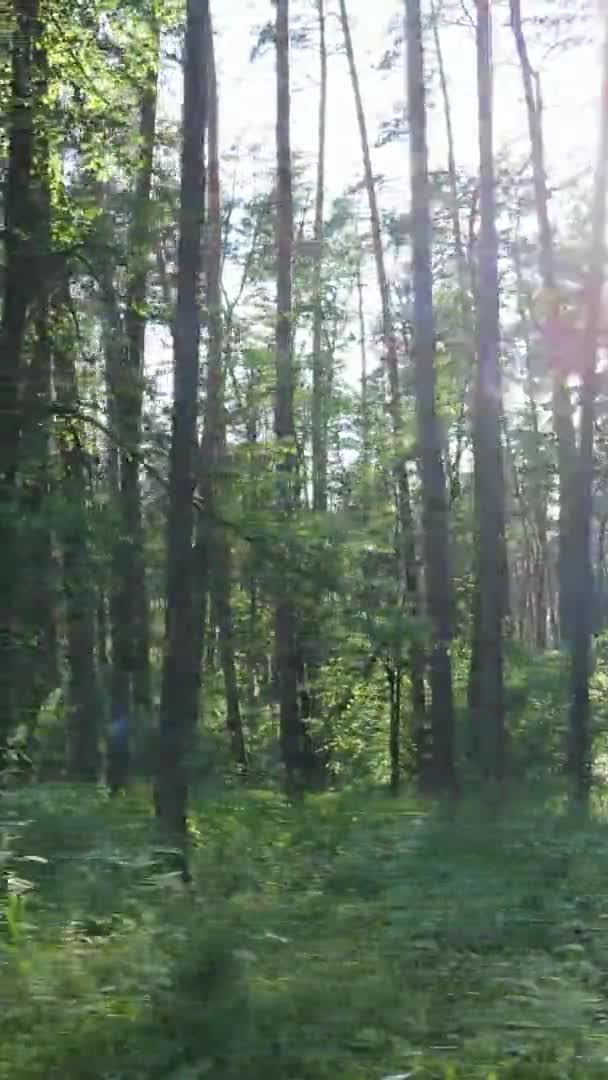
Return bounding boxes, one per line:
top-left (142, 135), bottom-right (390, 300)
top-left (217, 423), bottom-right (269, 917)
top-left (472, 0), bottom-right (506, 783)
top-left (568, 13), bottom-right (608, 808)
top-left (405, 0), bottom-right (457, 794)
top-left (157, 0), bottom-right (208, 842)
top-left (0, 0), bottom-right (42, 762)
top-left (509, 0), bottom-right (577, 646)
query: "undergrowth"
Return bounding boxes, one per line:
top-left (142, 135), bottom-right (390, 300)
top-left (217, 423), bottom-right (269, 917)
top-left (2, 783), bottom-right (608, 1077)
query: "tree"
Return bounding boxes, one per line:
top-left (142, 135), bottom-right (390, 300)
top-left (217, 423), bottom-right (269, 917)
top-left (274, 0), bottom-right (312, 793)
top-left (0, 0), bottom-right (43, 761)
top-left (339, 0), bottom-right (427, 781)
top-left (471, 0), bottom-right (506, 783)
top-left (405, 0), bottom-right (457, 793)
top-left (311, 0), bottom-right (328, 514)
top-left (509, 0), bottom-right (576, 648)
top-left (568, 11), bottom-right (608, 807)
top-left (156, 0), bottom-right (209, 843)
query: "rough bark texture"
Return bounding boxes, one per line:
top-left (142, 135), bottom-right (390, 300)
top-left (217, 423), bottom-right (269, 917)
top-left (157, 0), bottom-right (208, 840)
top-left (568, 15), bottom-right (608, 807)
top-left (406, 0), bottom-right (457, 794)
top-left (509, 0), bottom-right (576, 647)
top-left (472, 0), bottom-right (506, 783)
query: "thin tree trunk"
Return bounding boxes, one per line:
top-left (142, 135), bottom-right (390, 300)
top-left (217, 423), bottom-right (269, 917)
top-left (568, 13), bottom-right (608, 808)
top-left (157, 0), bottom-right (208, 845)
top-left (53, 314), bottom-right (101, 781)
top-left (199, 16), bottom-right (247, 773)
top-left (406, 0), bottom-right (457, 794)
top-left (274, 0), bottom-right (312, 794)
top-left (509, 0), bottom-right (577, 646)
top-left (120, 24), bottom-right (158, 719)
top-left (472, 0), bottom-right (506, 784)
top-left (339, 0), bottom-right (427, 757)
top-left (311, 0), bottom-right (328, 513)
top-left (0, 0), bottom-right (42, 761)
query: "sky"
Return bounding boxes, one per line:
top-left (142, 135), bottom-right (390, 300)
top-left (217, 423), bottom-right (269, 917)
top-left (150, 0), bottom-right (603, 395)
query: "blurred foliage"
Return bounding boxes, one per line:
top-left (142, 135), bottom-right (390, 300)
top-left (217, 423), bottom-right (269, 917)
top-left (3, 783), bottom-right (608, 1077)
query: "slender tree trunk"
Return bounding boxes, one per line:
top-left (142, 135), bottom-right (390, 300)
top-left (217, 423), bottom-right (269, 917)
top-left (53, 314), bottom-right (101, 781)
top-left (509, 0), bottom-right (576, 646)
top-left (311, 0), bottom-right (328, 513)
top-left (406, 0), bottom-right (457, 794)
top-left (0, 0), bottom-right (42, 761)
top-left (339, 0), bottom-right (427, 757)
top-left (386, 664), bottom-right (401, 796)
top-left (568, 13), bottom-right (608, 807)
top-left (472, 0), bottom-right (506, 783)
top-left (120, 24), bottom-right (158, 719)
top-left (157, 0), bottom-right (208, 843)
top-left (199, 17), bottom-right (247, 773)
top-left (274, 0), bottom-right (311, 794)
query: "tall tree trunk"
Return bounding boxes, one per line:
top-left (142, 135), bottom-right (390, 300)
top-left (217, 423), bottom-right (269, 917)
top-left (311, 0), bottom-right (328, 513)
top-left (274, 0), bottom-right (311, 794)
top-left (568, 13), bottom-right (608, 807)
top-left (509, 0), bottom-right (577, 646)
top-left (120, 23), bottom-right (158, 720)
top-left (472, 0), bottom-right (506, 783)
top-left (199, 15), bottom-right (247, 773)
top-left (157, 0), bottom-right (208, 842)
top-left (338, 0), bottom-right (427, 761)
top-left (53, 313), bottom-right (101, 781)
top-left (0, 0), bottom-right (42, 762)
top-left (406, 0), bottom-right (457, 794)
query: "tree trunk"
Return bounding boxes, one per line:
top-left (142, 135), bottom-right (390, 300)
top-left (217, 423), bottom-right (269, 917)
top-left (472, 0), bottom-right (506, 784)
top-left (274, 0), bottom-right (312, 794)
top-left (568, 14), bottom-right (608, 807)
top-left (53, 314), bottom-right (101, 781)
top-left (509, 0), bottom-right (577, 646)
top-left (0, 0), bottom-right (42, 762)
top-left (406, 0), bottom-right (457, 795)
top-left (199, 16), bottom-right (247, 774)
top-left (157, 0), bottom-right (208, 843)
top-left (311, 0), bottom-right (328, 513)
top-left (120, 23), bottom-right (158, 719)
top-left (339, 0), bottom-right (427, 757)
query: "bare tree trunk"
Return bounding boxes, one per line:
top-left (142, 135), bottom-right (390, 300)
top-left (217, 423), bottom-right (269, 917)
top-left (157, 0), bottom-right (208, 845)
top-left (199, 17), bottom-right (247, 774)
top-left (568, 13), bottom-right (608, 808)
top-left (120, 23), bottom-right (158, 720)
top-left (274, 0), bottom-right (312, 795)
top-left (509, 0), bottom-right (576, 646)
top-left (406, 0), bottom-right (457, 794)
top-left (472, 0), bottom-right (506, 784)
top-left (338, 0), bottom-right (427, 761)
top-left (53, 313), bottom-right (101, 781)
top-left (311, 0), bottom-right (328, 513)
top-left (0, 0), bottom-right (42, 761)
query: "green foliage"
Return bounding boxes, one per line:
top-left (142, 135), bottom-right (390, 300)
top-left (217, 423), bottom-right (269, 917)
top-left (3, 784), bottom-right (608, 1078)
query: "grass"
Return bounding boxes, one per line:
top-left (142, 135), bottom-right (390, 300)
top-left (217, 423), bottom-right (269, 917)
top-left (2, 782), bottom-right (608, 1077)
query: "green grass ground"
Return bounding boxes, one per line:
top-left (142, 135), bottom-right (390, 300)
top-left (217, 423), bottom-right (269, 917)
top-left (2, 783), bottom-right (608, 1078)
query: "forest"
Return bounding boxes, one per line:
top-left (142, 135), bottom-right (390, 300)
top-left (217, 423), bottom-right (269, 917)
top-left (2, 0), bottom-right (608, 1075)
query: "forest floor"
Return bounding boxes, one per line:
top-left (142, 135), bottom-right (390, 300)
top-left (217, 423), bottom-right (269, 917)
top-left (2, 783), bottom-right (608, 1078)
